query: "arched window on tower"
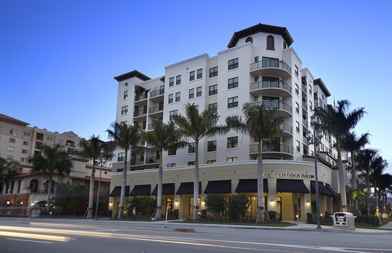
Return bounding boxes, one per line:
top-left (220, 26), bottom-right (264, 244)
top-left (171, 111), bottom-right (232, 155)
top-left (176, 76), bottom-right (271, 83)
top-left (245, 37), bottom-right (253, 44)
top-left (266, 35), bottom-right (275, 50)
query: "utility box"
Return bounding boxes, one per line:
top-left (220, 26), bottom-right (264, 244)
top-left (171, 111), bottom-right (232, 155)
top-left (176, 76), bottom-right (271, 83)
top-left (332, 212), bottom-right (356, 230)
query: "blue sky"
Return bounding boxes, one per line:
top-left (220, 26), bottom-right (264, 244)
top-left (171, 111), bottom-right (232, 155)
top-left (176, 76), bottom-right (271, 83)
top-left (1, 1), bottom-right (391, 171)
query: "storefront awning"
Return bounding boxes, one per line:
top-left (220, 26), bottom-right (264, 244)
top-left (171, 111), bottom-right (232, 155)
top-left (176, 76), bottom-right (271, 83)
top-left (235, 179), bottom-right (268, 193)
top-left (176, 182), bottom-right (201, 195)
top-left (277, 179), bottom-right (309, 193)
top-left (311, 181), bottom-right (329, 195)
top-left (152, 183), bottom-right (175, 195)
top-left (130, 184), bottom-right (151, 196)
top-left (325, 184), bottom-right (338, 197)
top-left (110, 186), bottom-right (130, 197)
top-left (204, 180), bottom-right (231, 194)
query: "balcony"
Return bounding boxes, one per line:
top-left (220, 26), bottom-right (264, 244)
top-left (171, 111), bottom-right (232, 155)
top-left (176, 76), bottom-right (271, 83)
top-left (149, 104), bottom-right (163, 114)
top-left (249, 143), bottom-right (293, 158)
top-left (150, 87), bottom-right (165, 99)
top-left (281, 124), bottom-right (293, 136)
top-left (134, 111), bottom-right (147, 118)
top-left (135, 94), bottom-right (148, 102)
top-left (250, 80), bottom-right (292, 97)
top-left (250, 60), bottom-right (291, 79)
top-left (252, 101), bottom-right (292, 117)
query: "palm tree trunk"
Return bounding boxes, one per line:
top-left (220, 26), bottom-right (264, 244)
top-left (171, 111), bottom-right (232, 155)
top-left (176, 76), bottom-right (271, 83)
top-left (118, 148), bottom-right (128, 219)
top-left (155, 155), bottom-right (163, 220)
top-left (256, 140), bottom-right (266, 223)
top-left (351, 152), bottom-right (359, 213)
top-left (337, 144), bottom-right (348, 211)
top-left (192, 140), bottom-right (200, 221)
top-left (47, 176), bottom-right (52, 208)
top-left (366, 172), bottom-right (371, 216)
top-left (94, 165), bottom-right (102, 219)
top-left (87, 160), bottom-right (96, 219)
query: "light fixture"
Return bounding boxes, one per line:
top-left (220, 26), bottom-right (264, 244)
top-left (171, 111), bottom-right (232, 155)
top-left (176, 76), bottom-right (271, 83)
top-left (269, 200), bottom-right (276, 207)
top-left (6, 200), bottom-right (10, 206)
top-left (305, 201), bottom-right (311, 207)
top-left (201, 200), bottom-right (206, 209)
top-left (174, 200), bottom-right (179, 209)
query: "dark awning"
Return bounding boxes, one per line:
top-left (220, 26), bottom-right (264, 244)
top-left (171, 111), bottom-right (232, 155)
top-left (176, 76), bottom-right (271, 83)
top-left (130, 184), bottom-right (151, 196)
top-left (204, 180), bottom-right (231, 194)
top-left (311, 181), bottom-right (329, 195)
top-left (325, 184), bottom-right (338, 197)
top-left (235, 179), bottom-right (268, 193)
top-left (176, 182), bottom-right (201, 195)
top-left (277, 179), bottom-right (309, 193)
top-left (110, 186), bottom-right (130, 197)
top-left (152, 183), bottom-right (175, 195)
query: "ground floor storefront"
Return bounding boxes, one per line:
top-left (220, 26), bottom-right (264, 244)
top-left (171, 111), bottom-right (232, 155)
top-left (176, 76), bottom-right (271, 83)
top-left (110, 160), bottom-right (339, 222)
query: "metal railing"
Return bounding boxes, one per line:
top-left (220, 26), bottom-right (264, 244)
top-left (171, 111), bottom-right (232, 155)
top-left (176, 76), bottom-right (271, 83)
top-left (149, 105), bottom-right (163, 114)
top-left (150, 87), bottom-right (165, 98)
top-left (250, 60), bottom-right (291, 73)
top-left (249, 143), bottom-right (293, 155)
top-left (250, 80), bottom-right (291, 94)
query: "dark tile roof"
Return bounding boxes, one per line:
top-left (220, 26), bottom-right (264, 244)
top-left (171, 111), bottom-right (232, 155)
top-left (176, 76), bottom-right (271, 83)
top-left (0, 113), bottom-right (29, 126)
top-left (114, 70), bottom-right (150, 82)
top-left (227, 23), bottom-right (294, 48)
top-left (314, 78), bottom-right (331, 97)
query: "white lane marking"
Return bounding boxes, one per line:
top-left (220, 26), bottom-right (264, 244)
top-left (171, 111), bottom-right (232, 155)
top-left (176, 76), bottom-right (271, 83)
top-left (5, 237), bottom-right (54, 244)
top-left (0, 230), bottom-right (70, 242)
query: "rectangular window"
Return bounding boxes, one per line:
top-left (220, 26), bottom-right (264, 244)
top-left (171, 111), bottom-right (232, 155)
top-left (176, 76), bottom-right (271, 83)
top-left (296, 121), bottom-right (300, 133)
top-left (226, 156), bottom-right (238, 162)
top-left (227, 136), bottom-right (239, 148)
top-left (208, 103), bottom-right (218, 113)
top-left (196, 68), bottom-right (203, 79)
top-left (209, 66), bottom-right (218, 78)
top-left (188, 88), bottom-right (194, 99)
top-left (23, 141), bottom-right (28, 146)
top-left (169, 77), bottom-right (175, 87)
top-left (168, 93), bottom-right (174, 104)
top-left (123, 90), bottom-right (128, 100)
top-left (121, 105), bottom-right (128, 115)
top-left (169, 110), bottom-right (178, 121)
top-left (188, 143), bottom-right (195, 153)
top-left (176, 74), bottom-right (181, 85)
top-left (36, 133), bottom-right (44, 141)
top-left (295, 65), bottom-right (299, 77)
top-left (175, 91), bottom-right (181, 102)
top-left (189, 71), bottom-right (195, 81)
top-left (9, 138), bottom-right (16, 143)
top-left (208, 84), bottom-right (217, 96)
top-left (227, 96), bottom-right (238, 108)
top-left (196, 86), bottom-right (202, 97)
top-left (22, 149), bottom-right (28, 154)
top-left (254, 56), bottom-right (259, 63)
top-left (262, 57), bottom-right (279, 68)
top-left (207, 140), bottom-right (216, 152)
top-left (296, 102), bottom-right (300, 113)
top-left (117, 152), bottom-right (125, 162)
top-left (296, 140), bottom-right (301, 152)
top-left (228, 58), bottom-right (239, 70)
top-left (295, 83), bottom-right (299, 95)
top-left (228, 77), bottom-right (239, 89)
top-left (207, 160), bottom-right (216, 164)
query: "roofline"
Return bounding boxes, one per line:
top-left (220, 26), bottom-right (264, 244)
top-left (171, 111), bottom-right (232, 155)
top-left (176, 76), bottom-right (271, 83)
top-left (114, 70), bottom-right (150, 82)
top-left (227, 23), bottom-right (294, 48)
top-left (314, 78), bottom-right (331, 97)
top-left (0, 113), bottom-right (29, 126)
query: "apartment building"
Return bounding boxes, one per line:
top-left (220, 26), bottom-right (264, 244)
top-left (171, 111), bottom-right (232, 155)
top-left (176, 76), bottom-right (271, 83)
top-left (0, 113), bottom-right (112, 216)
top-left (110, 23), bottom-right (339, 221)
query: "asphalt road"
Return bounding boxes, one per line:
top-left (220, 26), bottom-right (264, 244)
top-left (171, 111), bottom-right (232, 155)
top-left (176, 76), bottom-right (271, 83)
top-left (0, 218), bottom-right (391, 253)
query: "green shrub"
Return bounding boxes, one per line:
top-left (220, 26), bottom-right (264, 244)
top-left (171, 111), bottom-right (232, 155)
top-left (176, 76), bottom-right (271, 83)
top-left (206, 194), bottom-right (226, 219)
top-left (128, 196), bottom-right (155, 218)
top-left (227, 195), bottom-right (249, 221)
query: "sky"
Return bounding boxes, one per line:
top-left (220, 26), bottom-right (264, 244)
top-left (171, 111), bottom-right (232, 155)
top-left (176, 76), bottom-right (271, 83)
top-left (1, 1), bottom-right (391, 172)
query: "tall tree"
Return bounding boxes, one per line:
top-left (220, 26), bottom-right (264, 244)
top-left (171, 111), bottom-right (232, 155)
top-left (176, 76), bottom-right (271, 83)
top-left (369, 156), bottom-right (388, 216)
top-left (225, 103), bottom-right (283, 223)
top-left (341, 132), bottom-right (369, 212)
top-left (144, 119), bottom-right (184, 220)
top-left (172, 103), bottom-right (225, 220)
top-left (357, 148), bottom-right (378, 215)
top-left (314, 100), bottom-right (365, 211)
top-left (107, 122), bottom-right (143, 219)
top-left (80, 135), bottom-right (103, 219)
top-left (0, 157), bottom-right (19, 194)
top-left (31, 145), bottom-right (72, 206)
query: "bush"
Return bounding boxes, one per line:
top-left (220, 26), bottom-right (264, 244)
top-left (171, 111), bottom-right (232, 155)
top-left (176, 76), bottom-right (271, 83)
top-left (227, 195), bottom-right (249, 221)
top-left (356, 215), bottom-right (381, 226)
top-left (206, 194), bottom-right (226, 219)
top-left (128, 197), bottom-right (155, 218)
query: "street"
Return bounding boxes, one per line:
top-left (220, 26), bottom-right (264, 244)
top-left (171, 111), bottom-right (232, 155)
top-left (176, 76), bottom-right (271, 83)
top-left (0, 218), bottom-right (391, 253)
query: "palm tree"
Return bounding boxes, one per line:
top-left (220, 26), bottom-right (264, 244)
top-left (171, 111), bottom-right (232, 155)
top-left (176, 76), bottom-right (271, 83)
top-left (225, 103), bottom-right (283, 223)
top-left (30, 145), bottom-right (72, 206)
top-left (0, 157), bottom-right (20, 193)
top-left (107, 122), bottom-right (143, 219)
top-left (80, 135), bottom-right (103, 219)
top-left (172, 103), bottom-right (225, 220)
top-left (341, 132), bottom-right (369, 212)
top-left (314, 100), bottom-right (365, 211)
top-left (357, 148), bottom-right (378, 215)
top-left (369, 156), bottom-right (388, 216)
top-left (144, 119), bottom-right (184, 220)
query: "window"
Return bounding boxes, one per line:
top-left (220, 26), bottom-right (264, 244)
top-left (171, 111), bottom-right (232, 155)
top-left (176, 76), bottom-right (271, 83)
top-left (176, 74), bottom-right (181, 85)
top-left (196, 68), bottom-right (203, 79)
top-left (245, 37), bottom-right (253, 43)
top-left (22, 149), bottom-right (28, 154)
top-left (169, 77), bottom-right (175, 87)
top-left (168, 93), bottom-right (174, 104)
top-left (196, 86), bottom-right (202, 97)
top-left (207, 140), bottom-right (216, 152)
top-left (228, 58), bottom-right (239, 70)
top-left (228, 77), bottom-right (239, 89)
top-left (254, 56), bottom-right (259, 63)
top-left (208, 84), bottom-right (217, 96)
top-left (169, 110), bottom-right (178, 121)
top-left (295, 65), bottom-right (299, 77)
top-left (226, 156), bottom-right (238, 162)
top-left (295, 83), bottom-right (299, 95)
top-left (309, 84), bottom-right (312, 95)
top-left (263, 96), bottom-right (280, 110)
top-left (296, 140), bottom-right (301, 152)
top-left (188, 88), bottom-right (194, 99)
top-left (168, 146), bottom-right (176, 155)
top-left (188, 143), bottom-right (195, 153)
top-left (175, 92), bottom-right (181, 102)
top-left (124, 82), bottom-right (128, 87)
top-left (30, 179), bottom-right (38, 193)
top-left (262, 57), bottom-right (279, 68)
top-left (208, 103), bottom-right (218, 114)
top-left (123, 90), bottom-right (128, 99)
top-left (266, 35), bottom-right (275, 50)
top-left (121, 105), bottom-right (128, 115)
top-left (187, 161), bottom-right (195, 166)
top-left (296, 102), bottom-right (300, 113)
top-left (296, 121), bottom-right (300, 133)
top-left (23, 141), bottom-right (28, 146)
top-left (117, 152), bottom-right (125, 162)
top-left (207, 160), bottom-right (216, 164)
top-left (9, 138), bottom-right (16, 143)
top-left (167, 163), bottom-right (176, 168)
top-left (227, 96), bottom-right (238, 108)
top-left (227, 136), bottom-right (239, 148)
top-left (189, 71), bottom-right (195, 81)
top-left (209, 66), bottom-right (218, 78)
top-left (309, 101), bottom-right (313, 110)
top-left (36, 133), bottom-right (44, 141)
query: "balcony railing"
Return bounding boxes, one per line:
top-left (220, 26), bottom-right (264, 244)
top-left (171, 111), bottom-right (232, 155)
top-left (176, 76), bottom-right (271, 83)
top-left (135, 94), bottom-right (148, 102)
top-left (249, 143), bottom-right (293, 155)
top-left (149, 105), bottom-right (163, 114)
top-left (250, 60), bottom-right (291, 75)
top-left (259, 102), bottom-right (293, 114)
top-left (150, 87), bottom-right (165, 98)
top-left (250, 80), bottom-right (291, 94)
